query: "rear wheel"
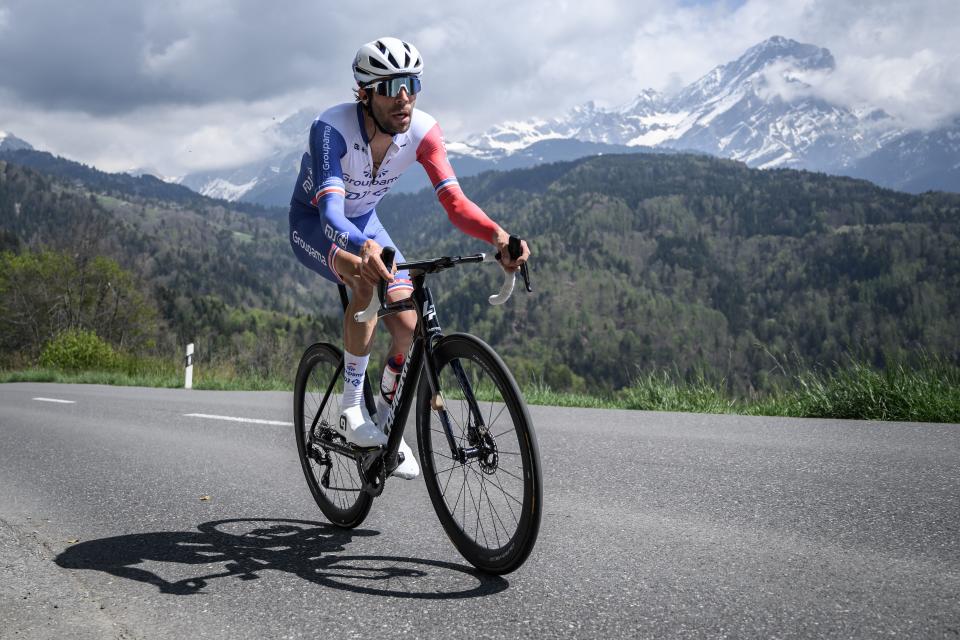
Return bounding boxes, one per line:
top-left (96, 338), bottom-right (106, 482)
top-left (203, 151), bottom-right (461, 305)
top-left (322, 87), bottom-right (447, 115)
top-left (294, 343), bottom-right (373, 528)
top-left (417, 333), bottom-right (542, 574)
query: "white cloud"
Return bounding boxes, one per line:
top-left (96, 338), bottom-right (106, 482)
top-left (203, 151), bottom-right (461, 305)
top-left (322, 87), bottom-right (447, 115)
top-left (817, 49), bottom-right (960, 129)
top-left (0, 88), bottom-right (331, 175)
top-left (620, 0), bottom-right (960, 129)
top-left (0, 0), bottom-right (957, 174)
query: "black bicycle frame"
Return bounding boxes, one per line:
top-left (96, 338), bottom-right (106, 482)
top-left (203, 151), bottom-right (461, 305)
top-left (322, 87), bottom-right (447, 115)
top-left (380, 273), bottom-right (446, 466)
top-left (329, 269), bottom-right (492, 495)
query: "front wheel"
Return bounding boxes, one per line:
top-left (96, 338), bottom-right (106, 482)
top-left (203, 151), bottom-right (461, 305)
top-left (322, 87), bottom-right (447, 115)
top-left (416, 333), bottom-right (542, 574)
top-left (294, 342), bottom-right (373, 528)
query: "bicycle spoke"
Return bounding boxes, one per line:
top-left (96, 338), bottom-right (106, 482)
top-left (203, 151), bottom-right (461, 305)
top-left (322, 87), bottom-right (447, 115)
top-left (296, 345), bottom-right (372, 527)
top-left (434, 463), bottom-right (460, 477)
top-left (449, 465), bottom-right (467, 517)
top-left (440, 460), bottom-right (458, 497)
top-left (465, 472), bottom-right (488, 547)
top-left (461, 465), bottom-right (469, 529)
top-left (418, 334), bottom-right (541, 572)
top-left (493, 464), bottom-right (525, 484)
top-left (493, 424), bottom-right (516, 439)
top-left (480, 476), bottom-right (509, 547)
top-left (490, 401), bottom-right (507, 430)
top-left (467, 469), bottom-right (519, 526)
top-left (471, 465), bottom-right (522, 518)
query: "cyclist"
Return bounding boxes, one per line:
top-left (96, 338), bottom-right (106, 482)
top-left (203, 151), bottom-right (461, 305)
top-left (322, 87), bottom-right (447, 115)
top-left (289, 37), bottom-right (530, 480)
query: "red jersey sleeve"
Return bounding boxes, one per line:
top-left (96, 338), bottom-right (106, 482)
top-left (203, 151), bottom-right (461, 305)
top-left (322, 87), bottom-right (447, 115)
top-left (416, 123), bottom-right (499, 243)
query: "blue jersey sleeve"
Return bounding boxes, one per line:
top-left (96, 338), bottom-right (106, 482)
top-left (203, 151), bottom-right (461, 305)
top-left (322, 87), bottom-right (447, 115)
top-left (309, 120), bottom-right (367, 254)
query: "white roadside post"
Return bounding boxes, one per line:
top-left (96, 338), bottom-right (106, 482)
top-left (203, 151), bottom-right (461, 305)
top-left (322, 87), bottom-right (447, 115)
top-left (185, 343), bottom-right (195, 390)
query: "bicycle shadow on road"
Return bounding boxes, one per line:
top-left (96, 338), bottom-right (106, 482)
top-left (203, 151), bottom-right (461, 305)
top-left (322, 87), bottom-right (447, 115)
top-left (54, 517), bottom-right (508, 599)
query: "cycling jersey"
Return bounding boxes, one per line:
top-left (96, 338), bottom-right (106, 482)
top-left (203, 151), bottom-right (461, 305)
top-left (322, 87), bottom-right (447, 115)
top-left (289, 102), bottom-right (498, 288)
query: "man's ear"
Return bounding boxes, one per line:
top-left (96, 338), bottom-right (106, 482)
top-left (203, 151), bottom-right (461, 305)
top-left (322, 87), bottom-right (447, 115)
top-left (358, 87), bottom-right (368, 101)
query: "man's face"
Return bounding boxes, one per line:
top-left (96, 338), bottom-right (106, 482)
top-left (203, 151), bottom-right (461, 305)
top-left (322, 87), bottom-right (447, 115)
top-left (363, 85), bottom-right (417, 135)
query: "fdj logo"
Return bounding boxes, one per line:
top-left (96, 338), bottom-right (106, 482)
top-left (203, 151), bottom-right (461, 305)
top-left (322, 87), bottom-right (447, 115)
top-left (325, 224), bottom-right (349, 248)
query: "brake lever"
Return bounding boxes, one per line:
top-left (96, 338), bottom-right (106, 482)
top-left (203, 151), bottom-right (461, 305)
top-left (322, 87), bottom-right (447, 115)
top-left (519, 262), bottom-right (532, 293)
top-left (378, 246), bottom-right (396, 306)
top-left (495, 235), bottom-right (533, 293)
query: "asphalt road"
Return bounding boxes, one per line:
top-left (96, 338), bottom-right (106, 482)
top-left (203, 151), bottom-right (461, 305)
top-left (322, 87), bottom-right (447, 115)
top-left (1, 382), bottom-right (958, 639)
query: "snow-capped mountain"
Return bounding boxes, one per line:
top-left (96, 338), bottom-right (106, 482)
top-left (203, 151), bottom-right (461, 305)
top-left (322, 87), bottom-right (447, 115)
top-left (468, 36), bottom-right (904, 173)
top-left (0, 131), bottom-right (33, 152)
top-left (179, 36), bottom-right (957, 204)
top-left (467, 91), bottom-right (666, 153)
top-left (179, 109), bottom-right (314, 203)
top-left (847, 117), bottom-right (960, 193)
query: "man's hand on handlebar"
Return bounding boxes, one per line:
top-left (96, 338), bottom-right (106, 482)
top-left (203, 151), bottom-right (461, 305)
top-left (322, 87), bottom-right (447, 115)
top-left (493, 229), bottom-right (530, 273)
top-left (358, 239), bottom-right (396, 286)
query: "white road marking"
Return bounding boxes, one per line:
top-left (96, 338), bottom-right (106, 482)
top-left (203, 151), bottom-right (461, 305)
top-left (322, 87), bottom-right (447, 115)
top-left (32, 397), bottom-right (76, 404)
top-left (184, 413), bottom-right (293, 426)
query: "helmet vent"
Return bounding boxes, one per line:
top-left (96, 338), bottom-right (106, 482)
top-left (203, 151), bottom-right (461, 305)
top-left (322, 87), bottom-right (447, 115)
top-left (354, 38), bottom-right (423, 84)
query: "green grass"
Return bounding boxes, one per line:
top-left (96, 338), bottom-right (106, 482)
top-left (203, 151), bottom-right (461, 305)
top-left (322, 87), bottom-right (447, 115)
top-left (3, 358), bottom-right (958, 423)
top-left (0, 368), bottom-right (182, 388)
top-left (519, 357), bottom-right (960, 423)
top-left (0, 366), bottom-right (290, 392)
top-left (764, 360), bottom-right (960, 423)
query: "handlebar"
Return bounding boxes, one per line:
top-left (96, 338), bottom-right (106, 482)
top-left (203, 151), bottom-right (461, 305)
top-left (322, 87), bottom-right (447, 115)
top-left (353, 238), bottom-right (531, 323)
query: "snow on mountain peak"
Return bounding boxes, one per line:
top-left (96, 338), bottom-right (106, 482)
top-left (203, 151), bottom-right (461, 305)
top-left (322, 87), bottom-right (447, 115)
top-left (617, 89), bottom-right (667, 116)
top-left (0, 131), bottom-right (34, 152)
top-left (674, 36), bottom-right (834, 109)
top-left (178, 36), bottom-right (949, 204)
top-left (459, 37), bottom-right (905, 174)
top-left (744, 36), bottom-right (835, 70)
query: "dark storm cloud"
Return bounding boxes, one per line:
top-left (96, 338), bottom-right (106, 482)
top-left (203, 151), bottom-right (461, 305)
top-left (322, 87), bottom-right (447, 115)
top-left (1, 0), bottom-right (956, 176)
top-left (0, 0), bottom-right (353, 114)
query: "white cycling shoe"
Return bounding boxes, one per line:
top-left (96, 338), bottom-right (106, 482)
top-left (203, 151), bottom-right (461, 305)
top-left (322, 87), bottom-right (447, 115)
top-left (393, 437), bottom-right (420, 480)
top-left (376, 397), bottom-right (420, 480)
top-left (338, 405), bottom-right (388, 448)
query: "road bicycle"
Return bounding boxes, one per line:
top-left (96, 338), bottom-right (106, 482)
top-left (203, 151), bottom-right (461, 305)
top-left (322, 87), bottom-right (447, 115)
top-left (293, 238), bottom-right (542, 574)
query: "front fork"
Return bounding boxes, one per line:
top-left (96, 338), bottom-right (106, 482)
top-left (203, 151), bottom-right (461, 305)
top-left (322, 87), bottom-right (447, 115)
top-left (416, 287), bottom-right (490, 464)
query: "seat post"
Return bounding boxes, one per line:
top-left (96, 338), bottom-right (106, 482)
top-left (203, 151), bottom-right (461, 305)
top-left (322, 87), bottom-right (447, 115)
top-left (338, 284), bottom-right (349, 312)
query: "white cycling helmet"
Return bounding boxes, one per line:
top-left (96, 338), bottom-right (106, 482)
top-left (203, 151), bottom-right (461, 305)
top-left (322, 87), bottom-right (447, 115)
top-left (353, 37), bottom-right (423, 85)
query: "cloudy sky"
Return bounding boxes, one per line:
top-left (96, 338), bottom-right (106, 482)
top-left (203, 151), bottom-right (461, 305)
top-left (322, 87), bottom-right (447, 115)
top-left (0, 0), bottom-right (957, 177)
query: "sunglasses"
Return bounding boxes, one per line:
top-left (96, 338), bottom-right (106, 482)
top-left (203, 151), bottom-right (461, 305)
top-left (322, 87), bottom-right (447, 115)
top-left (365, 76), bottom-right (422, 98)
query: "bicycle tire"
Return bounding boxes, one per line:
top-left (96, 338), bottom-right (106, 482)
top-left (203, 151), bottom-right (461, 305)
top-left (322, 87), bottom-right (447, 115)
top-left (294, 342), bottom-right (373, 528)
top-left (416, 333), bottom-right (542, 574)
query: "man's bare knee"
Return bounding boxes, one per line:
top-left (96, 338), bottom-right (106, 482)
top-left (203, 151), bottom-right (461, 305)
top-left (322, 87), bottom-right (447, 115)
top-left (345, 280), bottom-right (374, 307)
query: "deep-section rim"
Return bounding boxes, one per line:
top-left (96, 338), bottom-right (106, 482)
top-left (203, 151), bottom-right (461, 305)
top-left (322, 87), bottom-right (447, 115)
top-left (294, 342), bottom-right (373, 528)
top-left (417, 333), bottom-right (542, 574)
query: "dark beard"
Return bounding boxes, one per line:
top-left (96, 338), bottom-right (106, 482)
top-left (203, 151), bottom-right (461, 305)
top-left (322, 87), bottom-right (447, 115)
top-left (366, 99), bottom-right (408, 135)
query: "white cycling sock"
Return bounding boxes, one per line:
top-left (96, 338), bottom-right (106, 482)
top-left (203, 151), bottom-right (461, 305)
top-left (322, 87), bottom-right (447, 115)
top-left (341, 350), bottom-right (369, 411)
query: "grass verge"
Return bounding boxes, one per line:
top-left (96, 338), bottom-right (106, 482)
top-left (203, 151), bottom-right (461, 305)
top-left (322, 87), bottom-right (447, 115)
top-left (3, 359), bottom-right (958, 423)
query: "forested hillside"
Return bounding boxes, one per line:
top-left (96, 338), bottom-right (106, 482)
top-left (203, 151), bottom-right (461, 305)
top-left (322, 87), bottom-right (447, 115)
top-left (2, 152), bottom-right (958, 393)
top-left (377, 154), bottom-right (960, 392)
top-left (0, 160), bottom-right (339, 372)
